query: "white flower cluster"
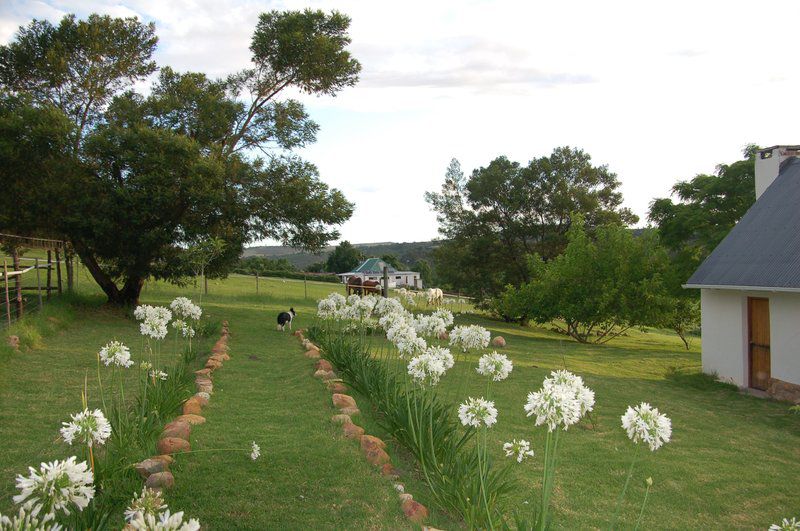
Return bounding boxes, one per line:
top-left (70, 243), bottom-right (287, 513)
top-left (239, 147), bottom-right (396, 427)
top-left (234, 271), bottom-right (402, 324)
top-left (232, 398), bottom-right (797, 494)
top-left (13, 457), bottom-right (95, 523)
top-left (128, 509), bottom-right (200, 531)
top-left (771, 518), bottom-right (800, 531)
top-left (169, 297), bottom-right (201, 321)
top-left (621, 402), bottom-right (672, 451)
top-left (124, 487), bottom-right (167, 522)
top-left (0, 506), bottom-right (63, 530)
top-left (98, 340), bottom-right (133, 368)
top-left (250, 441), bottom-right (261, 461)
top-left (458, 397), bottom-right (498, 428)
top-left (476, 352), bottom-right (513, 381)
top-left (394, 288), bottom-right (417, 306)
top-left (149, 370), bottom-right (168, 381)
top-left (449, 325), bottom-right (491, 352)
top-left (407, 349), bottom-right (451, 386)
top-left (432, 308), bottom-right (454, 327)
top-left (171, 319), bottom-right (195, 338)
top-left (524, 370), bottom-right (595, 432)
top-left (60, 409), bottom-right (112, 448)
top-left (503, 439), bottom-right (534, 463)
top-left (374, 296), bottom-right (404, 317)
top-left (134, 305), bottom-right (172, 340)
top-left (410, 314), bottom-right (448, 338)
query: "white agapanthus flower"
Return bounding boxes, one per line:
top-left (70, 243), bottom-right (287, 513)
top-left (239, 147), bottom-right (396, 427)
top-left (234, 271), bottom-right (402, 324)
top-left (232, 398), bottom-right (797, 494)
top-left (431, 308), bottom-right (454, 327)
top-left (449, 325), bottom-right (491, 351)
top-left (458, 397), bottom-right (498, 428)
top-left (60, 409), bottom-right (112, 447)
top-left (140, 361), bottom-right (153, 371)
top-left (169, 297), bottom-right (201, 321)
top-left (327, 293), bottom-right (347, 309)
top-left (503, 439), bottom-right (535, 463)
top-left (317, 298), bottom-right (338, 319)
top-left (407, 352), bottom-right (447, 386)
top-left (124, 487), bottom-right (167, 522)
top-left (350, 295), bottom-right (377, 320)
top-left (149, 370), bottom-right (168, 381)
top-left (135, 305), bottom-right (172, 340)
top-left (374, 297), bottom-right (404, 317)
top-left (476, 351), bottom-right (513, 381)
top-left (524, 370), bottom-right (594, 432)
top-left (0, 506), bottom-right (63, 530)
top-left (394, 333), bottom-right (427, 358)
top-left (379, 311), bottom-right (409, 332)
top-left (771, 518), bottom-right (800, 531)
top-left (426, 346), bottom-right (454, 370)
top-left (98, 340), bottom-right (133, 368)
top-left (140, 319), bottom-right (169, 340)
top-left (13, 457), bottom-right (94, 523)
top-left (543, 370), bottom-right (595, 416)
top-left (171, 320), bottom-right (195, 338)
top-left (250, 441), bottom-right (261, 461)
top-left (128, 509), bottom-right (200, 531)
top-left (620, 402), bottom-right (672, 451)
top-left (411, 314), bottom-right (448, 338)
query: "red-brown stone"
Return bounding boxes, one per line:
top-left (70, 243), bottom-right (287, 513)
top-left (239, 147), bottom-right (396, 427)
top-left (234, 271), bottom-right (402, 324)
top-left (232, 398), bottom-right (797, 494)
top-left (332, 394), bottom-right (357, 409)
top-left (182, 397), bottom-right (202, 415)
top-left (364, 446), bottom-right (391, 467)
top-left (402, 499), bottom-right (429, 524)
top-left (157, 437), bottom-right (191, 454)
top-left (343, 422), bottom-right (365, 439)
top-left (161, 420), bottom-right (191, 441)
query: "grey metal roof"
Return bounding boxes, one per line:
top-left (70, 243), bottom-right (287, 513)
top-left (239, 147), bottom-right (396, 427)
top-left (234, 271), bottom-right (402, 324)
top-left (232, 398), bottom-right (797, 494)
top-left (685, 157), bottom-right (800, 290)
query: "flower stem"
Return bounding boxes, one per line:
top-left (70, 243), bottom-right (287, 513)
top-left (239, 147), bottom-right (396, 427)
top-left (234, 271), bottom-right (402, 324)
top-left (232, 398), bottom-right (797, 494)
top-left (634, 481), bottom-right (651, 530)
top-left (609, 444), bottom-right (642, 530)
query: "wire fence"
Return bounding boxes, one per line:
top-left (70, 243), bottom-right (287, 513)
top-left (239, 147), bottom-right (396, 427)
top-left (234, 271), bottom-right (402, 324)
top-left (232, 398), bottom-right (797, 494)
top-left (1, 255), bottom-right (66, 328)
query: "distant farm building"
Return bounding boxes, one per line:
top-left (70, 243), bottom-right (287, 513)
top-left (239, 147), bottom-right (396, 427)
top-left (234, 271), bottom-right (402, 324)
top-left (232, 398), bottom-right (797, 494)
top-left (338, 258), bottom-right (422, 289)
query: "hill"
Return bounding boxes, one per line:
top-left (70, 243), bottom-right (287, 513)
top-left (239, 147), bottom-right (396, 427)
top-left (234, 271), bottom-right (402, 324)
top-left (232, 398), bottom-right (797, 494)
top-left (243, 241), bottom-right (440, 270)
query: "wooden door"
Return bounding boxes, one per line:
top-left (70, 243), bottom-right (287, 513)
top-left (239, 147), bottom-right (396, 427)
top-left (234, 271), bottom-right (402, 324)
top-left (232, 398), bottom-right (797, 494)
top-left (748, 297), bottom-right (771, 390)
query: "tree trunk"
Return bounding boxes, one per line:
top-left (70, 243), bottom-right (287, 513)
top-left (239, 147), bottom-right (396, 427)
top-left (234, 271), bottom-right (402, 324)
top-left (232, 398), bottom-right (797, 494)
top-left (64, 247), bottom-right (74, 292)
top-left (73, 244), bottom-right (144, 306)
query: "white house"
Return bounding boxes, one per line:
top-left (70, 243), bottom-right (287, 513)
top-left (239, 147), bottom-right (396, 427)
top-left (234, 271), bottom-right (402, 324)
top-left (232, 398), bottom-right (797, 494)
top-left (685, 145), bottom-right (800, 402)
top-left (338, 258), bottom-right (423, 289)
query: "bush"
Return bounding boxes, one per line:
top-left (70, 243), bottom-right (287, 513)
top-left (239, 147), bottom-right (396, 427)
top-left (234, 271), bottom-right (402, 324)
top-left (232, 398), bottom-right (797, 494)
top-left (239, 269), bottom-right (340, 283)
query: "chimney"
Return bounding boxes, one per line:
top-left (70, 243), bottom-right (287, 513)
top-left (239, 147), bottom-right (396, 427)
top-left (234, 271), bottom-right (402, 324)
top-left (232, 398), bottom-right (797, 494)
top-left (755, 145), bottom-right (800, 198)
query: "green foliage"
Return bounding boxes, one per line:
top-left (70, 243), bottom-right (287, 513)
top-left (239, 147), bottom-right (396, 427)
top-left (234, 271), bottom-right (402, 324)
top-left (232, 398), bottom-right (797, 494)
top-left (305, 261), bottom-right (326, 273)
top-left (235, 255), bottom-right (296, 275)
top-left (648, 146), bottom-right (758, 288)
top-left (1, 10), bottom-right (359, 306)
top-left (413, 258), bottom-right (432, 285)
top-left (380, 254), bottom-right (403, 269)
top-left (519, 218), bottom-right (672, 343)
top-left (426, 149), bottom-right (638, 300)
top-left (326, 240), bottom-right (364, 273)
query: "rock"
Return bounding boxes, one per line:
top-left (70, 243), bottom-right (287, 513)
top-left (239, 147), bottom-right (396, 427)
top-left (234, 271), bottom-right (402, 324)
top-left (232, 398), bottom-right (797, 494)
top-left (360, 435), bottom-right (386, 452)
top-left (304, 350), bottom-right (320, 359)
top-left (321, 371), bottom-right (337, 381)
top-left (381, 463), bottom-right (399, 478)
top-left (315, 359), bottom-right (333, 371)
top-left (194, 368), bottom-right (212, 377)
top-left (340, 407), bottom-right (360, 416)
top-left (331, 414), bottom-right (352, 424)
top-left (399, 493), bottom-right (413, 503)
top-left (327, 382), bottom-right (349, 393)
top-left (161, 420), bottom-right (191, 441)
top-left (343, 423), bottom-right (365, 439)
top-left (195, 376), bottom-right (213, 385)
top-left (332, 394), bottom-right (357, 409)
top-left (306, 344), bottom-right (320, 352)
top-left (437, 330), bottom-right (449, 341)
top-left (292, 330), bottom-right (302, 337)
top-left (157, 437), bottom-right (191, 454)
top-left (394, 483), bottom-right (404, 493)
top-left (402, 499), bottom-right (429, 524)
top-left (6, 335), bottom-right (20, 350)
top-left (193, 393), bottom-right (209, 407)
top-left (218, 352), bottom-right (231, 361)
top-left (135, 458), bottom-right (168, 479)
top-left (151, 455), bottom-right (174, 465)
top-left (145, 471), bottom-right (175, 490)
top-left (492, 336), bottom-right (506, 347)
top-left (313, 369), bottom-right (328, 379)
top-left (209, 355), bottom-right (226, 364)
top-left (364, 447), bottom-right (391, 466)
top-left (182, 398), bottom-right (203, 415)
top-left (205, 359), bottom-right (223, 370)
top-left (196, 383), bottom-right (213, 394)
top-left (175, 414), bottom-right (206, 425)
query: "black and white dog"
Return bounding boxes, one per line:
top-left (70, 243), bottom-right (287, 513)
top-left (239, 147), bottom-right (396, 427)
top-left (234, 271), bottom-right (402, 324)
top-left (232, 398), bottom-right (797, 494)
top-left (277, 308), bottom-right (296, 331)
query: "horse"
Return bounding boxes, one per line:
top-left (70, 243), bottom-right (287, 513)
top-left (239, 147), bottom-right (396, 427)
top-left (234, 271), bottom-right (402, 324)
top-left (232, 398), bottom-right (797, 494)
top-left (346, 277), bottom-right (363, 296)
top-left (427, 287), bottom-right (444, 306)
top-left (362, 280), bottom-right (383, 295)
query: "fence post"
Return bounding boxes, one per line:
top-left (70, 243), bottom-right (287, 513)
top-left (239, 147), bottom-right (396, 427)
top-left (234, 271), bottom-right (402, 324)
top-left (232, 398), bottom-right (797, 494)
top-left (12, 248), bottom-right (22, 318)
top-left (46, 250), bottom-right (52, 300)
top-left (3, 260), bottom-right (10, 326)
top-left (382, 266), bottom-right (389, 298)
top-left (35, 258), bottom-right (43, 309)
top-left (55, 250), bottom-right (63, 295)
top-left (304, 274), bottom-right (308, 300)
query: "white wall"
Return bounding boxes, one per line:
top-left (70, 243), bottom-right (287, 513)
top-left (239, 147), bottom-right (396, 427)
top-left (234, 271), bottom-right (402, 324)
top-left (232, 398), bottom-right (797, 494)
top-left (701, 288), bottom-right (800, 387)
top-left (701, 289), bottom-right (748, 386)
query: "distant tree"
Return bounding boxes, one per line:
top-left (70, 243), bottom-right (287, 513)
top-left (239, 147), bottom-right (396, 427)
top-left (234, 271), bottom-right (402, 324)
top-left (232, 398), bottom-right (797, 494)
top-left (326, 241), bottom-right (363, 273)
top-left (426, 149), bottom-right (638, 300)
top-left (235, 256), bottom-right (296, 275)
top-left (306, 261), bottom-right (326, 273)
top-left (0, 10), bottom-right (359, 306)
top-left (518, 217), bottom-right (671, 343)
top-left (381, 254), bottom-right (403, 269)
top-left (413, 259), bottom-right (432, 285)
top-left (648, 145), bottom-right (758, 288)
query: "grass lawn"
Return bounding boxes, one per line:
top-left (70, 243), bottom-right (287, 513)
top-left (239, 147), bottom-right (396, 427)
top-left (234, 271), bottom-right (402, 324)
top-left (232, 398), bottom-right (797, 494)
top-left (1, 270), bottom-right (798, 529)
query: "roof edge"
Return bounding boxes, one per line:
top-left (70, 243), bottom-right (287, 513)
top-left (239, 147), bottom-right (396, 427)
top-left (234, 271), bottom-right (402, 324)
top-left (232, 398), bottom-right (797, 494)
top-left (683, 283), bottom-right (800, 293)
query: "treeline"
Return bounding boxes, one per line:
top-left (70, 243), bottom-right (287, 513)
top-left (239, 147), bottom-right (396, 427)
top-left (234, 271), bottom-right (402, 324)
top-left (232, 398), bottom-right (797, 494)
top-left (426, 145), bottom-right (758, 347)
top-left (232, 256), bottom-right (340, 283)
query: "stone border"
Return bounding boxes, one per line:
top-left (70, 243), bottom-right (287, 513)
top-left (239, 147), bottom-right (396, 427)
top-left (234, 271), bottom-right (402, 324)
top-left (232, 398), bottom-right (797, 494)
top-left (293, 329), bottom-right (435, 527)
top-left (133, 320), bottom-right (231, 492)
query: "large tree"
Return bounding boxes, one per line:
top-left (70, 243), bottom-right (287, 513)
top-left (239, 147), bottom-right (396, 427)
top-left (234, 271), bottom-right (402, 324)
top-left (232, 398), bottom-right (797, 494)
top-left (425, 148), bottom-right (637, 299)
top-left (648, 145), bottom-right (758, 287)
top-left (326, 241), bottom-right (364, 273)
top-left (0, 10), bottom-right (360, 305)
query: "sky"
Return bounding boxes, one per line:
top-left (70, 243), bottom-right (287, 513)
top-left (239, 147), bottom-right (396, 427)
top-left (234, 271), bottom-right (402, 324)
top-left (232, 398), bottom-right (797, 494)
top-left (3, 0), bottom-right (800, 245)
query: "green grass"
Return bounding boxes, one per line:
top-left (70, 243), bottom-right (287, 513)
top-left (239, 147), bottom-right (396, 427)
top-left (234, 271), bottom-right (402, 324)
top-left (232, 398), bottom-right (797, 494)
top-left (1, 271), bottom-right (799, 529)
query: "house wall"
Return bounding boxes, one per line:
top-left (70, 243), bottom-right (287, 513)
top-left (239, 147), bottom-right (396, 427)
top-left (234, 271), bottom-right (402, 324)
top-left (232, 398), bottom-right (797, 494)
top-left (701, 288), bottom-right (800, 388)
